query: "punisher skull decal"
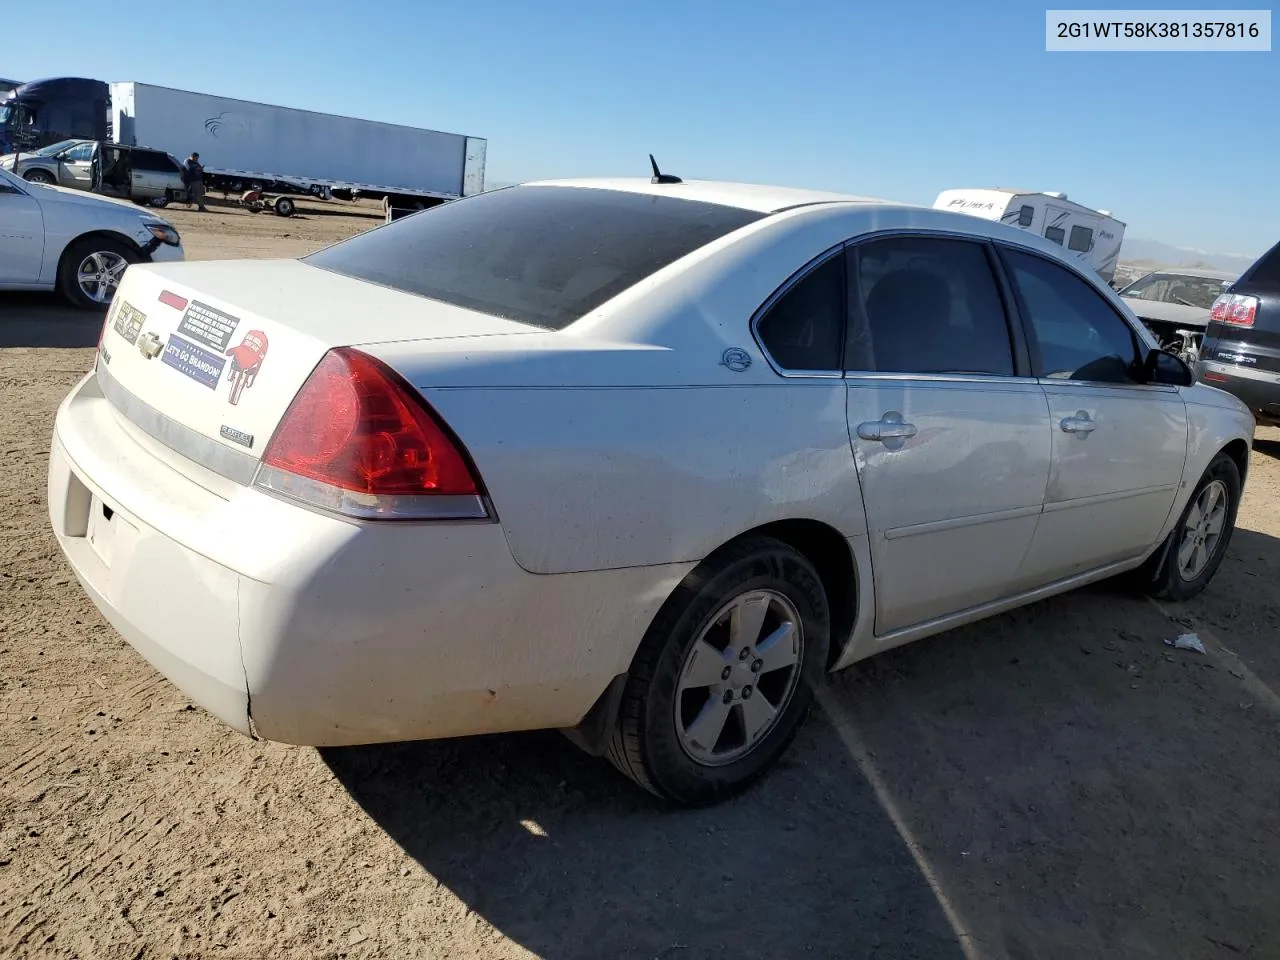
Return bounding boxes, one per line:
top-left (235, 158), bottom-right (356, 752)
top-left (226, 330), bottom-right (269, 406)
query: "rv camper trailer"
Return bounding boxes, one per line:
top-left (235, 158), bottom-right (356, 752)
top-left (934, 188), bottom-right (1126, 284)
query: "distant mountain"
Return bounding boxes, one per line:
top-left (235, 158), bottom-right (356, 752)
top-left (1120, 238), bottom-right (1260, 275)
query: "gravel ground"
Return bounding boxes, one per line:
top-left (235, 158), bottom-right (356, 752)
top-left (2, 198), bottom-right (1279, 960)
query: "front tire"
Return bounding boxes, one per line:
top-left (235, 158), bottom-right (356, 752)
top-left (23, 169), bottom-right (55, 185)
top-left (606, 536), bottom-right (830, 806)
top-left (1142, 453), bottom-right (1241, 601)
top-left (57, 236), bottom-right (140, 311)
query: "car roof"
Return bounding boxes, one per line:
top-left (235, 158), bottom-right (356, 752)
top-left (520, 177), bottom-right (893, 213)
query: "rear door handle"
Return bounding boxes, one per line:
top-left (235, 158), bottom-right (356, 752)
top-left (857, 411), bottom-right (918, 450)
top-left (1060, 411), bottom-right (1096, 435)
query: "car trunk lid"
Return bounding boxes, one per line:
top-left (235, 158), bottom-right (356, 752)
top-left (96, 259), bottom-right (536, 478)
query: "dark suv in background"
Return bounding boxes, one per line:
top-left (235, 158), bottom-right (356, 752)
top-left (1196, 240), bottom-right (1280, 425)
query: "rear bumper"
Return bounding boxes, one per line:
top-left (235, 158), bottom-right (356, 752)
top-left (1195, 359), bottom-right (1280, 420)
top-left (48, 371), bottom-right (691, 746)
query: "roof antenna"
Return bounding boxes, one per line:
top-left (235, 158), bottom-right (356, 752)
top-left (649, 154), bottom-right (683, 185)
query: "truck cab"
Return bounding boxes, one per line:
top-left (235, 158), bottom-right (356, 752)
top-left (0, 77), bottom-right (109, 154)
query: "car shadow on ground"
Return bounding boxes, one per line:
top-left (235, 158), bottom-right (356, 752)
top-left (0, 293), bottom-right (102, 348)
top-left (325, 526), bottom-right (1280, 960)
top-left (1252, 436), bottom-right (1280, 461)
top-left (324, 712), bottom-right (969, 960)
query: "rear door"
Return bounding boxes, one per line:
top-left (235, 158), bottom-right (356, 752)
top-left (844, 233), bottom-right (1052, 635)
top-left (998, 245), bottom-right (1188, 582)
top-left (1198, 241), bottom-right (1280, 419)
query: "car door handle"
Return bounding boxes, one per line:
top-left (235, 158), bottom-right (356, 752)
top-left (857, 412), bottom-right (918, 444)
top-left (1060, 411), bottom-right (1097, 434)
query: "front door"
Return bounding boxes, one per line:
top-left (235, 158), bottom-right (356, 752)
top-left (57, 141), bottom-right (96, 190)
top-left (844, 234), bottom-right (1053, 635)
top-left (0, 181), bottom-right (44, 283)
top-left (999, 246), bottom-right (1187, 582)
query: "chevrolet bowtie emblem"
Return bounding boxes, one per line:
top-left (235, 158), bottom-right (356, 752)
top-left (137, 332), bottom-right (163, 360)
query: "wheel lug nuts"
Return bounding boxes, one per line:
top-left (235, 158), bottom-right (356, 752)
top-left (739, 647), bottom-right (751, 661)
top-left (742, 686), bottom-right (753, 699)
top-left (751, 659), bottom-right (763, 673)
top-left (722, 690), bottom-right (734, 704)
top-left (721, 666), bottom-right (732, 681)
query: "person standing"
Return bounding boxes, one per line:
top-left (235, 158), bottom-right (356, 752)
top-left (184, 152), bottom-right (208, 212)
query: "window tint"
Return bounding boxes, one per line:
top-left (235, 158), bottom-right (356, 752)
top-left (305, 185), bottom-right (765, 331)
top-left (756, 253), bottom-right (845, 371)
top-left (1045, 225), bottom-right (1065, 246)
top-left (847, 236), bottom-right (1014, 376)
top-left (1068, 225), bottom-right (1093, 253)
top-left (1003, 248), bottom-right (1139, 383)
top-left (1017, 205), bottom-right (1034, 227)
top-left (131, 150), bottom-right (174, 172)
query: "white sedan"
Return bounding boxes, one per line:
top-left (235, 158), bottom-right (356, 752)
top-left (0, 165), bottom-right (183, 309)
top-left (47, 177), bottom-right (1254, 805)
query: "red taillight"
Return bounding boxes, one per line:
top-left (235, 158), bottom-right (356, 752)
top-left (1211, 293), bottom-right (1257, 328)
top-left (256, 348), bottom-right (486, 520)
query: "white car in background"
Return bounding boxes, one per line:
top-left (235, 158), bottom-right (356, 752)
top-left (0, 165), bottom-right (183, 309)
top-left (47, 177), bottom-right (1253, 806)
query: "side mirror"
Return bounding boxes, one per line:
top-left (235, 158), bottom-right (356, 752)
top-left (1145, 348), bottom-right (1193, 387)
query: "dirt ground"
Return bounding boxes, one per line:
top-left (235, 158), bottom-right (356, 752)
top-left (3, 198), bottom-right (1280, 960)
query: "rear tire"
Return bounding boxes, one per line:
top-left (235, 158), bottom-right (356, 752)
top-left (57, 236), bottom-right (140, 311)
top-left (606, 536), bottom-right (830, 806)
top-left (1137, 453), bottom-right (1241, 601)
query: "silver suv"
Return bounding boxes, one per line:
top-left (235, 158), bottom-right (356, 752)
top-left (0, 139), bottom-right (186, 207)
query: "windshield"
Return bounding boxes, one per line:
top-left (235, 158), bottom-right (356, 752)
top-left (305, 185), bottom-right (766, 331)
top-left (1120, 272), bottom-right (1232, 310)
top-left (32, 139), bottom-right (81, 157)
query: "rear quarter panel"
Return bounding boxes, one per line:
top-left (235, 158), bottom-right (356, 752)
top-left (421, 379), bottom-right (862, 574)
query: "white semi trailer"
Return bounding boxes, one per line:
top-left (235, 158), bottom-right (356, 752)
top-left (107, 81), bottom-right (486, 208)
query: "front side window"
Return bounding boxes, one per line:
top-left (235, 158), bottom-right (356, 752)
top-left (305, 185), bottom-right (766, 331)
top-left (1003, 247), bottom-right (1140, 384)
top-left (846, 235), bottom-right (1015, 377)
top-left (63, 142), bottom-right (93, 163)
top-left (755, 253), bottom-right (846, 372)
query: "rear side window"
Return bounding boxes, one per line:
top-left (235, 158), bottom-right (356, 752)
top-left (305, 186), bottom-right (766, 331)
top-left (846, 235), bottom-right (1015, 377)
top-left (755, 253), bottom-right (845, 371)
top-left (132, 150), bottom-right (174, 173)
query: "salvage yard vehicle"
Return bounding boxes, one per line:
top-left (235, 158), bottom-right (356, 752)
top-left (1, 138), bottom-right (187, 207)
top-left (0, 166), bottom-right (183, 308)
top-left (1119, 266), bottom-right (1238, 364)
top-left (1196, 239), bottom-right (1280, 426)
top-left (47, 177), bottom-right (1254, 806)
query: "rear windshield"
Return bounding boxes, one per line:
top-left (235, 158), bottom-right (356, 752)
top-left (304, 185), bottom-right (766, 330)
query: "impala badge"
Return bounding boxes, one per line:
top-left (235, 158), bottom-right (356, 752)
top-left (720, 347), bottom-right (752, 373)
top-left (137, 332), bottom-right (163, 360)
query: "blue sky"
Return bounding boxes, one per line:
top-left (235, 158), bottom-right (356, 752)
top-left (7, 0), bottom-right (1276, 253)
